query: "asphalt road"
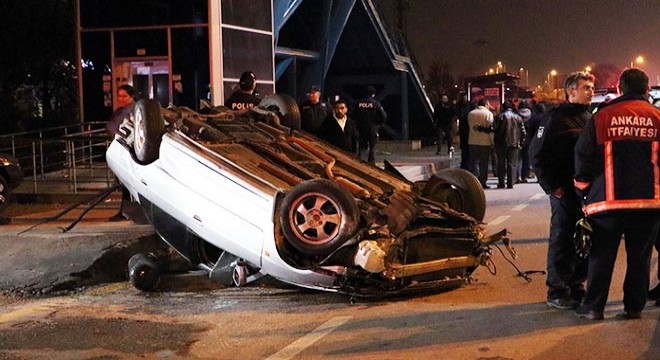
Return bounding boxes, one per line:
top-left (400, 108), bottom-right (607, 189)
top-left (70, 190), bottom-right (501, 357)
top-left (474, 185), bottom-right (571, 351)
top-left (1, 178), bottom-right (659, 359)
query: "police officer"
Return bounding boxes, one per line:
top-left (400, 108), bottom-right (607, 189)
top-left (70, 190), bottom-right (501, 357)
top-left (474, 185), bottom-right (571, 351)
top-left (225, 71), bottom-right (261, 113)
top-left (530, 71), bottom-right (594, 310)
top-left (299, 85), bottom-right (330, 136)
top-left (573, 68), bottom-right (660, 320)
top-left (353, 85), bottom-right (387, 164)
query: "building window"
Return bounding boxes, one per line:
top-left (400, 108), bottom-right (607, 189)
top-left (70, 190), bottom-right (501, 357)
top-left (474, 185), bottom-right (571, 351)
top-left (221, 0), bottom-right (271, 31)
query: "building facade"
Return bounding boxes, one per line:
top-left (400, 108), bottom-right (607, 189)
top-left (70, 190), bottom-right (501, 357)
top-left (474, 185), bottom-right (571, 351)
top-left (77, 0), bottom-right (432, 139)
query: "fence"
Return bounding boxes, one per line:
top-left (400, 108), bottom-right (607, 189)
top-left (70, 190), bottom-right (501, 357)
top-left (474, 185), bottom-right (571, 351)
top-left (0, 122), bottom-right (115, 194)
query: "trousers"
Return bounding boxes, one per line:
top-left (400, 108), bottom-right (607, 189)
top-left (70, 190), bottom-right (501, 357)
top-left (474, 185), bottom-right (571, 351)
top-left (546, 191), bottom-right (588, 300)
top-left (582, 211), bottom-right (659, 312)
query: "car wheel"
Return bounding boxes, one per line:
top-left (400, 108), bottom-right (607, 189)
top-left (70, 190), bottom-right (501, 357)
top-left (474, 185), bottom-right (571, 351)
top-left (128, 253), bottom-right (160, 291)
top-left (423, 168), bottom-right (486, 221)
top-left (0, 176), bottom-right (10, 213)
top-left (133, 99), bottom-right (165, 164)
top-left (258, 94), bottom-right (301, 130)
top-left (280, 179), bottom-right (359, 256)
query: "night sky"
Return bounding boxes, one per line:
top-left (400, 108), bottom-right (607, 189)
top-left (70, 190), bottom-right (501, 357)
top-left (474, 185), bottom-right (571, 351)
top-left (380, 0), bottom-right (660, 87)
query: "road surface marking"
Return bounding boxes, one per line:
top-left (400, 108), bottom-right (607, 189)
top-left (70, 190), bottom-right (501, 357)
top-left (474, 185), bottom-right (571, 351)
top-left (488, 215), bottom-right (510, 226)
top-left (512, 204), bottom-right (529, 211)
top-left (530, 193), bottom-right (545, 201)
top-left (266, 316), bottom-right (353, 360)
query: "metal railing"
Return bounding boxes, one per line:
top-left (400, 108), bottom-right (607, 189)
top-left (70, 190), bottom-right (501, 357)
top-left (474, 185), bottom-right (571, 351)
top-left (0, 122), bottom-right (115, 194)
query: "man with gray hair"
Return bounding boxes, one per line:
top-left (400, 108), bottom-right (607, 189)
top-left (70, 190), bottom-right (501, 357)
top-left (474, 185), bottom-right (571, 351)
top-left (530, 71), bottom-right (595, 310)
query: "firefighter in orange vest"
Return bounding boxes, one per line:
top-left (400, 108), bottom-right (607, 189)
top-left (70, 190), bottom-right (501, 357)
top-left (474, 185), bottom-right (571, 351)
top-left (574, 68), bottom-right (660, 320)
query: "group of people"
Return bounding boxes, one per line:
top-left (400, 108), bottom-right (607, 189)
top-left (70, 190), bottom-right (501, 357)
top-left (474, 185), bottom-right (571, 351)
top-left (435, 93), bottom-right (544, 190)
top-left (299, 85), bottom-right (387, 164)
top-left (532, 69), bottom-right (660, 320)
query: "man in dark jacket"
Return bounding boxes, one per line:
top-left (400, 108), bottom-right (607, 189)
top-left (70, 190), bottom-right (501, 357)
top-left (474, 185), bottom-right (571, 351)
top-left (433, 95), bottom-right (456, 155)
top-left (530, 71), bottom-right (595, 310)
top-left (354, 86), bottom-right (387, 164)
top-left (319, 99), bottom-right (358, 154)
top-left (494, 101), bottom-right (525, 188)
top-left (299, 85), bottom-right (330, 136)
top-left (573, 68), bottom-right (660, 320)
top-left (225, 71), bottom-right (261, 113)
top-left (456, 93), bottom-right (473, 170)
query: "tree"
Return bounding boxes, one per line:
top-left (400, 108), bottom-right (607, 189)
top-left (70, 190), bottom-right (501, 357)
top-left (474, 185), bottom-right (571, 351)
top-left (426, 59), bottom-right (457, 102)
top-left (591, 63), bottom-right (621, 89)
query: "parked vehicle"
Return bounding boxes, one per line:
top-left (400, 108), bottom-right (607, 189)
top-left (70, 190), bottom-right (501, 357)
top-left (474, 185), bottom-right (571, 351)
top-left (651, 85), bottom-right (660, 108)
top-left (106, 96), bottom-right (510, 297)
top-left (0, 153), bottom-right (23, 214)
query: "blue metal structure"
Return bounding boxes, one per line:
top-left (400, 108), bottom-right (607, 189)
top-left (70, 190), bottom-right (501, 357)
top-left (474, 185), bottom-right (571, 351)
top-left (273, 0), bottom-right (433, 140)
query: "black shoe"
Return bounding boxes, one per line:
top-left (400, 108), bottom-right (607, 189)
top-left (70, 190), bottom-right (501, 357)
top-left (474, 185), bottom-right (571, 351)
top-left (648, 284), bottom-right (660, 300)
top-left (497, 184), bottom-right (505, 189)
top-left (507, 185), bottom-right (514, 189)
top-left (482, 184), bottom-right (491, 189)
top-left (546, 297), bottom-right (578, 310)
top-left (571, 289), bottom-right (586, 304)
top-left (519, 178), bottom-right (528, 183)
top-left (108, 213), bottom-right (128, 222)
top-left (616, 310), bottom-right (642, 320)
top-left (574, 306), bottom-right (604, 320)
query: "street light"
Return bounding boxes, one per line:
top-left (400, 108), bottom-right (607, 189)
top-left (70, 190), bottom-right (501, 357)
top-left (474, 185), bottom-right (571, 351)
top-left (631, 55), bottom-right (644, 68)
top-left (519, 67), bottom-right (529, 87)
top-left (585, 66), bottom-right (592, 73)
top-left (549, 69), bottom-right (558, 102)
top-left (496, 61), bottom-right (505, 73)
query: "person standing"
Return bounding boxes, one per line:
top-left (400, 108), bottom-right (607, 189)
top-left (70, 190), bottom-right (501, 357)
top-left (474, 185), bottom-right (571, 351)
top-left (319, 99), bottom-right (358, 154)
top-left (573, 68), bottom-right (660, 320)
top-left (225, 71), bottom-right (261, 113)
top-left (106, 84), bottom-right (137, 222)
top-left (299, 85), bottom-right (330, 136)
top-left (433, 95), bottom-right (456, 155)
top-left (354, 86), bottom-right (387, 164)
top-left (467, 99), bottom-right (494, 189)
top-left (525, 102), bottom-right (547, 180)
top-left (530, 71), bottom-right (595, 310)
top-left (494, 101), bottom-right (525, 189)
top-left (516, 100), bottom-right (533, 182)
top-left (456, 93), bottom-right (473, 170)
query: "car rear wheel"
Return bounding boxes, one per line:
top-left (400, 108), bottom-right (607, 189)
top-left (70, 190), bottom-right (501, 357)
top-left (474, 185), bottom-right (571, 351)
top-left (258, 94), bottom-right (301, 130)
top-left (0, 176), bottom-right (10, 213)
top-left (279, 179), bottom-right (359, 256)
top-left (133, 99), bottom-right (165, 164)
top-left (423, 168), bottom-right (486, 221)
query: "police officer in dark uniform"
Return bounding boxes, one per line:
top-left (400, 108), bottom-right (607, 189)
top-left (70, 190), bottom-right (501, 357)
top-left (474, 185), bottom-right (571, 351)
top-left (574, 68), bottom-right (660, 320)
top-left (299, 85), bottom-right (330, 136)
top-left (353, 85), bottom-right (387, 164)
top-left (225, 71), bottom-right (261, 113)
top-left (530, 71), bottom-right (595, 310)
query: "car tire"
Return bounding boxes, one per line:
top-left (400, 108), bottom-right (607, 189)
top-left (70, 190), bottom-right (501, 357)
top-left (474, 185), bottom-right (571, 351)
top-left (423, 168), bottom-right (486, 221)
top-left (128, 253), bottom-right (160, 291)
top-left (0, 176), bottom-right (10, 213)
top-left (280, 179), bottom-right (359, 256)
top-left (133, 99), bottom-right (165, 164)
top-left (258, 94), bottom-right (301, 130)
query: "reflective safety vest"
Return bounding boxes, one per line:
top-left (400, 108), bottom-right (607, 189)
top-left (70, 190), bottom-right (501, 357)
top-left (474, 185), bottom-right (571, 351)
top-left (574, 95), bottom-right (660, 215)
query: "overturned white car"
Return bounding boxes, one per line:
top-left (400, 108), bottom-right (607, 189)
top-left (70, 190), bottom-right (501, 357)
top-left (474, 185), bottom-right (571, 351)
top-left (106, 96), bottom-right (509, 297)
